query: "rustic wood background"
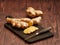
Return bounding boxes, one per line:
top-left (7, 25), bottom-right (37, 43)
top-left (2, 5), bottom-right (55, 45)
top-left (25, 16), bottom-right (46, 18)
top-left (0, 0), bottom-right (60, 45)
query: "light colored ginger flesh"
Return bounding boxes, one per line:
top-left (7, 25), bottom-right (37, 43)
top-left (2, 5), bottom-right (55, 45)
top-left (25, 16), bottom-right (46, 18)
top-left (23, 26), bottom-right (39, 34)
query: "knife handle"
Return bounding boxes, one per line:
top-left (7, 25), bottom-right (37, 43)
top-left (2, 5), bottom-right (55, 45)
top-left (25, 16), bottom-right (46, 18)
top-left (36, 27), bottom-right (52, 35)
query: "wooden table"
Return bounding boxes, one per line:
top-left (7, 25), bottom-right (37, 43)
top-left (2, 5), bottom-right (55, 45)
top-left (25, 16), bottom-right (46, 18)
top-left (0, 0), bottom-right (60, 45)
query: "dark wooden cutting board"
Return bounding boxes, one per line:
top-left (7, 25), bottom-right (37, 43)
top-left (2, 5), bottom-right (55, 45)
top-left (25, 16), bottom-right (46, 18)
top-left (4, 16), bottom-right (53, 43)
top-left (4, 23), bottom-right (53, 43)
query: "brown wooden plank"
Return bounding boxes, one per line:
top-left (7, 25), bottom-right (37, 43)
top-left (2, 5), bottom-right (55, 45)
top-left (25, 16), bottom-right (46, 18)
top-left (2, 0), bottom-right (27, 45)
top-left (41, 0), bottom-right (57, 45)
top-left (3, 0), bottom-right (27, 18)
top-left (0, 22), bottom-right (5, 45)
top-left (44, 0), bottom-right (60, 45)
top-left (53, 0), bottom-right (60, 39)
top-left (0, 13), bottom-right (6, 45)
top-left (49, 0), bottom-right (60, 45)
top-left (53, 0), bottom-right (60, 45)
top-left (41, 0), bottom-right (58, 45)
top-left (0, 0), bottom-right (3, 13)
top-left (0, 0), bottom-right (5, 45)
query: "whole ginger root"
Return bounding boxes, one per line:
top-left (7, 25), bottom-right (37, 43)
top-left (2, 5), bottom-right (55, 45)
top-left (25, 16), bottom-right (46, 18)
top-left (6, 17), bottom-right (33, 28)
top-left (26, 7), bottom-right (43, 18)
top-left (6, 16), bottom-right (42, 29)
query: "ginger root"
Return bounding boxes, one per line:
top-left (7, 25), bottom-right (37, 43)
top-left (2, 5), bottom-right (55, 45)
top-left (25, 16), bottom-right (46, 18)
top-left (32, 16), bottom-right (42, 24)
top-left (6, 16), bottom-right (42, 29)
top-left (26, 7), bottom-right (35, 17)
top-left (26, 7), bottom-right (43, 18)
top-left (20, 18), bottom-right (33, 26)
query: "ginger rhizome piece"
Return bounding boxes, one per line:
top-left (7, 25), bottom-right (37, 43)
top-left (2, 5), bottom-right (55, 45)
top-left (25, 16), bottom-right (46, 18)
top-left (26, 7), bottom-right (43, 18)
top-left (6, 17), bottom-right (42, 28)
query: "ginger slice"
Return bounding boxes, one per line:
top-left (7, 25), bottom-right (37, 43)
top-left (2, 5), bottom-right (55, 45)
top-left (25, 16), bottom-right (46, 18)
top-left (23, 26), bottom-right (39, 34)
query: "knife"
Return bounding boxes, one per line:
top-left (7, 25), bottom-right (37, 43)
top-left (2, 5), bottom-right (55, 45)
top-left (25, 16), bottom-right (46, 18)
top-left (25, 27), bottom-right (52, 40)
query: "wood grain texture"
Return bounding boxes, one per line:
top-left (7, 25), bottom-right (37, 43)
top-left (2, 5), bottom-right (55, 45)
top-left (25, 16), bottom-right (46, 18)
top-left (0, 0), bottom-right (60, 45)
top-left (1, 0), bottom-right (27, 45)
top-left (0, 0), bottom-right (3, 13)
top-left (0, 0), bottom-right (6, 45)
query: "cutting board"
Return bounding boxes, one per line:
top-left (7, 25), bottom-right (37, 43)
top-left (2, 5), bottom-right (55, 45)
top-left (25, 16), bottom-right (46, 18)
top-left (4, 16), bottom-right (53, 43)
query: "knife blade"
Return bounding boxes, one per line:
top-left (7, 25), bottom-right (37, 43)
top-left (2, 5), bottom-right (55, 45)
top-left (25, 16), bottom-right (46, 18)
top-left (25, 27), bottom-right (52, 40)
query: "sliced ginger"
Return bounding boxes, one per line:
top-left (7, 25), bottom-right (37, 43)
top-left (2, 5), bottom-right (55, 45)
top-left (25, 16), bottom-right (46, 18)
top-left (23, 26), bottom-right (39, 34)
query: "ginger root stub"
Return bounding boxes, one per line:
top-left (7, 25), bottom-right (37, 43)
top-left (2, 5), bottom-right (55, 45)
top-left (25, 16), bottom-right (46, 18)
top-left (35, 10), bottom-right (43, 16)
top-left (26, 7), bottom-right (43, 18)
top-left (32, 16), bottom-right (42, 24)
